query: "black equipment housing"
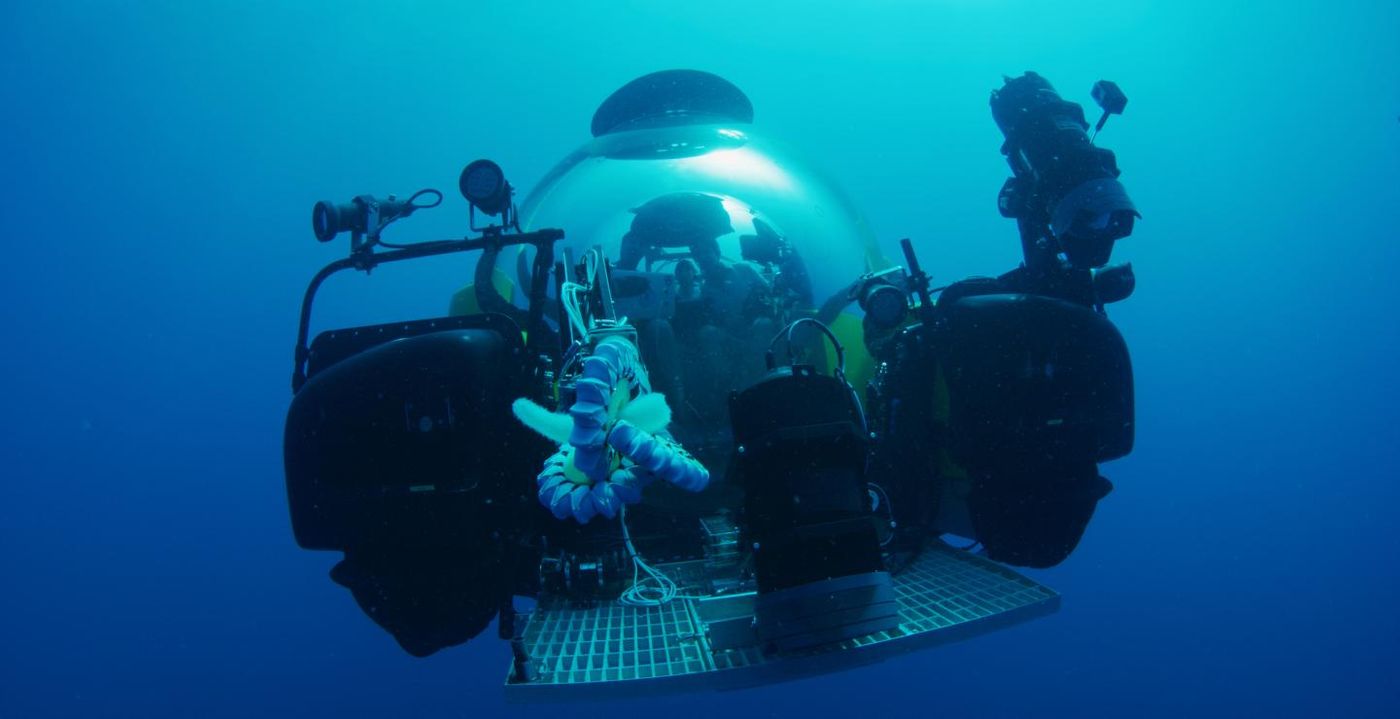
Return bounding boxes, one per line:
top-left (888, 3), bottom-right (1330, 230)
top-left (729, 365), bottom-right (883, 593)
top-left (283, 226), bottom-right (562, 657)
top-left (870, 292), bottom-right (1132, 568)
top-left (284, 314), bottom-right (553, 656)
top-left (285, 314), bottom-right (541, 551)
top-left (940, 294), bottom-right (1133, 465)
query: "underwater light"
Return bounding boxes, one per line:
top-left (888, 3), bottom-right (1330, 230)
top-left (459, 159), bottom-right (512, 217)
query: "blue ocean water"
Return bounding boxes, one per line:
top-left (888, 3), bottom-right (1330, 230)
top-left (2, 1), bottom-right (1397, 716)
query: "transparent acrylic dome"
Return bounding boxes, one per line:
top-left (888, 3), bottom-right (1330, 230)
top-left (498, 71), bottom-right (882, 500)
top-left (518, 123), bottom-right (879, 303)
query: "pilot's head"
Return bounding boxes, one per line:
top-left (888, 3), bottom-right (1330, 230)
top-left (619, 192), bottom-right (733, 272)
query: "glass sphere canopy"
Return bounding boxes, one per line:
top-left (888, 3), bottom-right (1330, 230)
top-left (515, 70), bottom-right (879, 310)
top-left (491, 70), bottom-right (883, 499)
top-left (518, 121), bottom-right (880, 307)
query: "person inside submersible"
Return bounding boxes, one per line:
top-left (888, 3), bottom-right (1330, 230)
top-left (612, 191), bottom-right (819, 492)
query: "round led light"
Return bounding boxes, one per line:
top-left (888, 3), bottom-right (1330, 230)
top-left (459, 159), bottom-right (511, 216)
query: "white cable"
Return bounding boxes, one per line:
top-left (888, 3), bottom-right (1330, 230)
top-left (567, 250), bottom-right (693, 607)
top-left (617, 505), bottom-right (682, 607)
top-left (560, 249), bottom-right (604, 342)
top-left (561, 281), bottom-right (589, 340)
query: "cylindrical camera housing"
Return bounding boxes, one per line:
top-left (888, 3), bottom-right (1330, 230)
top-left (311, 195), bottom-right (415, 243)
top-left (312, 199), bottom-right (366, 242)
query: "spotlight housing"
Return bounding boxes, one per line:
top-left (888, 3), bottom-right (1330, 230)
top-left (459, 159), bottom-right (512, 217)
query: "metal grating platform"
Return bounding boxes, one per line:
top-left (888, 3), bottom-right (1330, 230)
top-left (505, 545), bottom-right (1059, 701)
top-left (518, 597), bottom-right (713, 684)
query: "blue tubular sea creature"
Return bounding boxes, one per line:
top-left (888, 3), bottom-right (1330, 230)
top-left (608, 422), bottom-right (708, 492)
top-left (535, 449), bottom-right (654, 523)
top-left (513, 336), bottom-right (709, 523)
top-left (568, 337), bottom-right (637, 485)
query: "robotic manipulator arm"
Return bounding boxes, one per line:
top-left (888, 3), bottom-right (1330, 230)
top-left (512, 250), bottom-right (710, 524)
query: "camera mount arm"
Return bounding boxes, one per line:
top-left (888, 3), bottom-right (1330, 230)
top-left (291, 228), bottom-right (564, 393)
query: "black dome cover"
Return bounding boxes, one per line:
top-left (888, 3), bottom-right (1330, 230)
top-left (591, 69), bottom-right (754, 137)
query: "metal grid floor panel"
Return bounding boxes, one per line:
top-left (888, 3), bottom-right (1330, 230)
top-left (508, 545), bottom-right (1058, 700)
top-left (522, 599), bottom-right (712, 685)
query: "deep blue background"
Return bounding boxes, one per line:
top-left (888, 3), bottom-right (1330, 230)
top-left (2, 1), bottom-right (1397, 716)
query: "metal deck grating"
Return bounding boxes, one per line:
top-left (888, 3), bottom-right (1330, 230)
top-left (520, 599), bottom-right (713, 684)
top-left (708, 547), bottom-right (1056, 671)
top-left (507, 545), bottom-right (1058, 700)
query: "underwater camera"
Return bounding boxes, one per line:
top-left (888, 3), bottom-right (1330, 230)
top-left (992, 72), bottom-right (1138, 270)
top-left (312, 190), bottom-right (442, 247)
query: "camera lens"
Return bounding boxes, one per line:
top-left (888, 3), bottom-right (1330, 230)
top-left (861, 283), bottom-right (909, 330)
top-left (312, 201), bottom-right (340, 242)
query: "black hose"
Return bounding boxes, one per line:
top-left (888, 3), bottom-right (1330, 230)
top-left (474, 242), bottom-right (533, 328)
